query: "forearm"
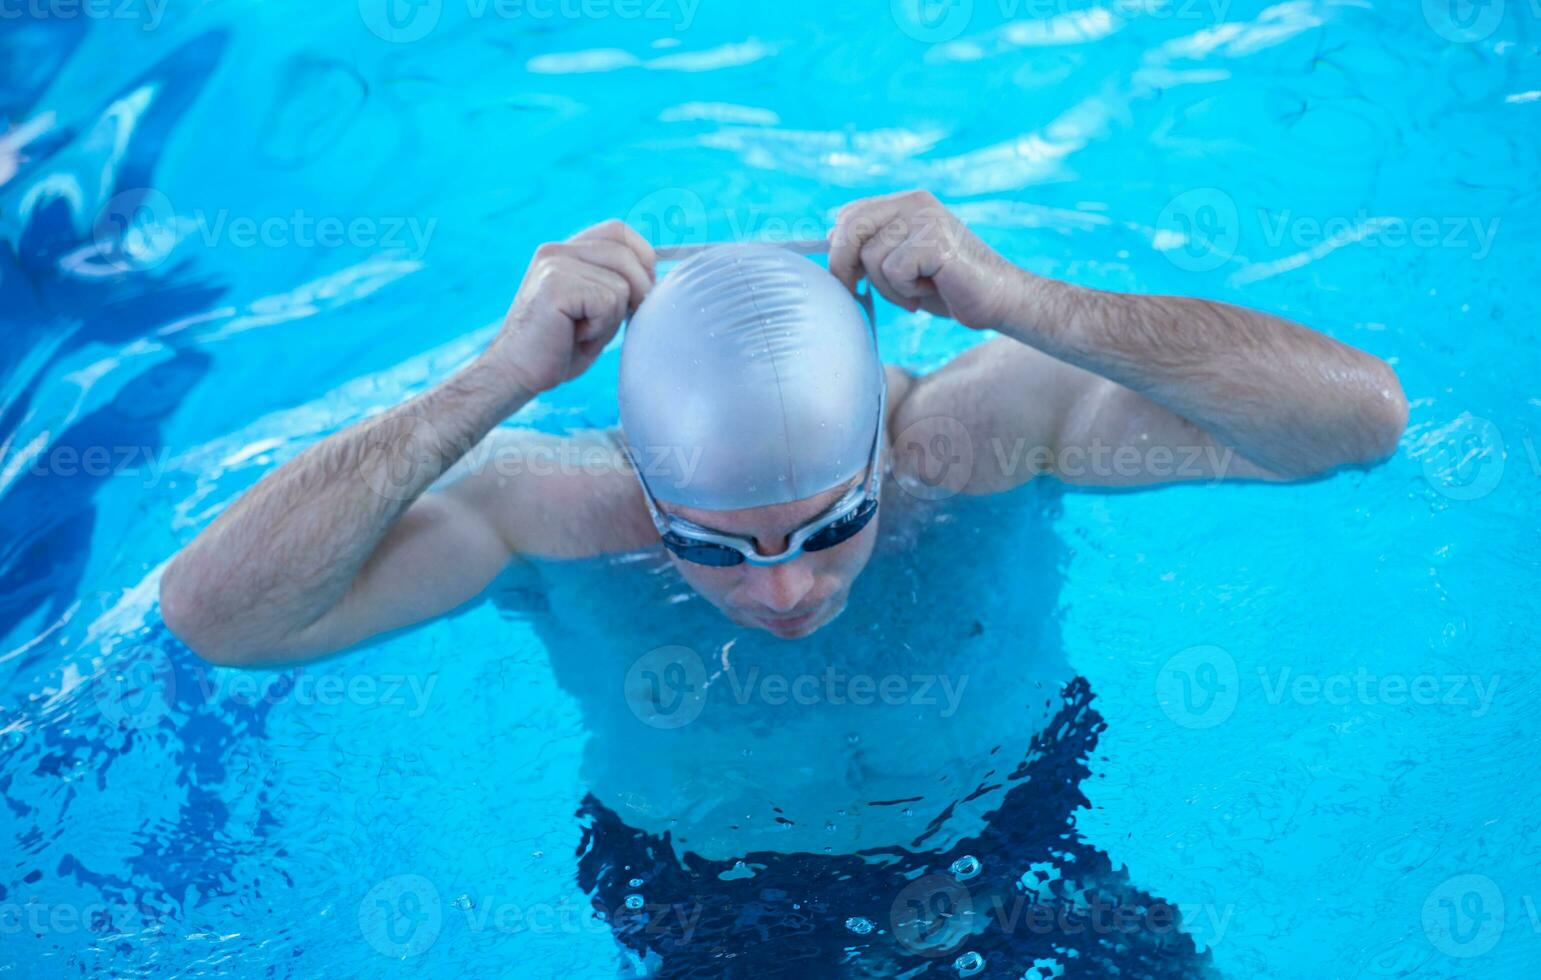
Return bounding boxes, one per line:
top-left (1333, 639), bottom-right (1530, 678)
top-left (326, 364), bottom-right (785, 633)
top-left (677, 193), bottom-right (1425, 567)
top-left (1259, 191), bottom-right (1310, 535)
top-left (995, 272), bottom-right (1408, 477)
top-left (160, 354), bottom-right (530, 660)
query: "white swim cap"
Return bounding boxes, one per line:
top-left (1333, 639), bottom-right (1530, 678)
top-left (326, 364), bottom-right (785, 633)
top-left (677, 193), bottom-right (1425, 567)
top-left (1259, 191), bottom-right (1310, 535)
top-left (619, 244), bottom-right (884, 511)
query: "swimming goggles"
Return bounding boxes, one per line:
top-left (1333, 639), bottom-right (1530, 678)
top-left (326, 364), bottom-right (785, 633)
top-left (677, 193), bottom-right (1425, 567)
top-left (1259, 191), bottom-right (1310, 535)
top-left (629, 278), bottom-right (883, 568)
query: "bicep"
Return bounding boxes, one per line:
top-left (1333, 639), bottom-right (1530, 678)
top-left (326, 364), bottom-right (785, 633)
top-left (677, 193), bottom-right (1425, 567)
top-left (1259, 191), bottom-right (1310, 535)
top-left (284, 427), bottom-right (652, 657)
top-left (284, 486), bottom-right (514, 657)
top-left (890, 335), bottom-right (1279, 494)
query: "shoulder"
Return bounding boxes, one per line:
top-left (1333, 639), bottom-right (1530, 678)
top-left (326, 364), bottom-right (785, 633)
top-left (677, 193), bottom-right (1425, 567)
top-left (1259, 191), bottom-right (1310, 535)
top-left (881, 339), bottom-right (1089, 496)
top-left (435, 426), bottom-right (658, 560)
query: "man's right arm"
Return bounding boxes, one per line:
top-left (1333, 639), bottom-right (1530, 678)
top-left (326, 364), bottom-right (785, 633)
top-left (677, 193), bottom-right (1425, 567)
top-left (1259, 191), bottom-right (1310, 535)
top-left (160, 220), bottom-right (656, 667)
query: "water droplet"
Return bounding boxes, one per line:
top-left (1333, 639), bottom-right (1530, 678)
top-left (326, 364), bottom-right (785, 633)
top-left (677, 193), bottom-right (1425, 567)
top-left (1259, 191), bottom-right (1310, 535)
top-left (954, 950), bottom-right (984, 976)
top-left (845, 916), bottom-right (875, 935)
top-left (950, 855), bottom-right (982, 881)
top-left (624, 894), bottom-right (645, 911)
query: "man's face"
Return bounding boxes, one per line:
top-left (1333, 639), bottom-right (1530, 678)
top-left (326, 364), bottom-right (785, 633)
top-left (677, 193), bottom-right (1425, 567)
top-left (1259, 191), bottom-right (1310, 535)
top-left (661, 478), bottom-right (880, 639)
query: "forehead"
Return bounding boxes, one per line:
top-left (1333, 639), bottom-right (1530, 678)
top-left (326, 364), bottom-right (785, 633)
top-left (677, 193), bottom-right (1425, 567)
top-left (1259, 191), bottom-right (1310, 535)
top-left (666, 477), bottom-right (857, 533)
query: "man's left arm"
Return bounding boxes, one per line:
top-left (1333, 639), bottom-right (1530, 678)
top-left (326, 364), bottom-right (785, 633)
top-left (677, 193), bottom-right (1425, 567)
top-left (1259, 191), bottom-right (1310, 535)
top-left (830, 190), bottom-right (1408, 491)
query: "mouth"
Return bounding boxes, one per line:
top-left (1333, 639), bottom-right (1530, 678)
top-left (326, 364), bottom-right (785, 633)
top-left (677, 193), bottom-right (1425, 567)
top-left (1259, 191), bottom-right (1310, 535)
top-left (757, 608), bottom-right (821, 633)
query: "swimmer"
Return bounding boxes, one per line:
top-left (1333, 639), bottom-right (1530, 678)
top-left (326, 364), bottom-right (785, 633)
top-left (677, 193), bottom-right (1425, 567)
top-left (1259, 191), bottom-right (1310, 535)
top-left (159, 189), bottom-right (1406, 975)
top-left (161, 189), bottom-right (1406, 660)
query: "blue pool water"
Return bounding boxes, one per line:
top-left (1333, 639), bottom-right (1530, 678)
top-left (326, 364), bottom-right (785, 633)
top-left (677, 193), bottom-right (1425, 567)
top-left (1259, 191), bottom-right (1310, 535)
top-left (3, 1), bottom-right (1540, 976)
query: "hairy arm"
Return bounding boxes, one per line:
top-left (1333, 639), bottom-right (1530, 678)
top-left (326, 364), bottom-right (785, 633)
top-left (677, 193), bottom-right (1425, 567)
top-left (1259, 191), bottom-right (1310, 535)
top-left (999, 279), bottom-right (1406, 482)
top-left (161, 220), bottom-right (657, 666)
top-left (160, 360), bottom-right (531, 666)
top-left (834, 190), bottom-right (1408, 493)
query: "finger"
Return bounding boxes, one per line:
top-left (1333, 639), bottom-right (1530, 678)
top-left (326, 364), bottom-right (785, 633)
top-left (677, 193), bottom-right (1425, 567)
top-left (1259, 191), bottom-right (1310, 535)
top-left (879, 236), bottom-right (942, 305)
top-left (573, 219), bottom-right (657, 283)
top-left (859, 230), bottom-right (919, 311)
top-left (564, 263), bottom-right (631, 344)
top-left (830, 190), bottom-right (931, 292)
top-left (830, 201), bottom-right (902, 292)
top-left (569, 238), bottom-right (653, 312)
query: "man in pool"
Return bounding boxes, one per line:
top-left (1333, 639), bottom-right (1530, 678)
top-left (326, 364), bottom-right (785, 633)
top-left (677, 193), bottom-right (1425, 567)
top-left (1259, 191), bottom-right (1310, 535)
top-left (161, 190), bottom-right (1406, 974)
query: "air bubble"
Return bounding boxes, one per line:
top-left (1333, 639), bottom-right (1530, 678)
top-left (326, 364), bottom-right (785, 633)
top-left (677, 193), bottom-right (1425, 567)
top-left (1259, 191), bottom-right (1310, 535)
top-left (624, 894), bottom-right (645, 911)
top-left (628, 877), bottom-right (644, 888)
top-left (845, 916), bottom-right (875, 935)
top-left (950, 855), bottom-right (982, 881)
top-left (954, 950), bottom-right (984, 976)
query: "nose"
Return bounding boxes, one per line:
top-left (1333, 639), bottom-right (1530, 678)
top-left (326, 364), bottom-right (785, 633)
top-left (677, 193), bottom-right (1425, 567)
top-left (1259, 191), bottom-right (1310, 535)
top-left (741, 559), bottom-right (816, 614)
